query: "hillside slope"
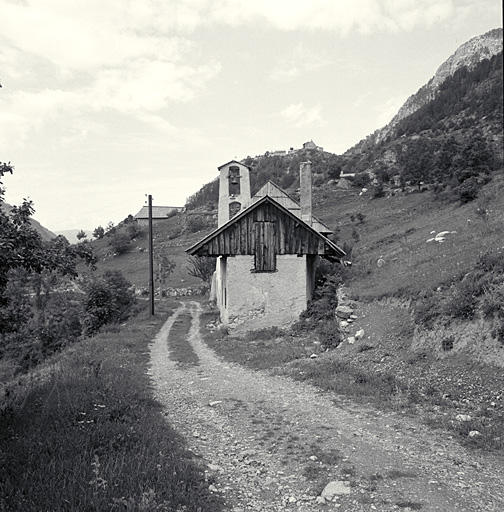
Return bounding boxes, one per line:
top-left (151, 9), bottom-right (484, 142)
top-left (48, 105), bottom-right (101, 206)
top-left (350, 28), bottom-right (503, 150)
top-left (1, 202), bottom-right (57, 241)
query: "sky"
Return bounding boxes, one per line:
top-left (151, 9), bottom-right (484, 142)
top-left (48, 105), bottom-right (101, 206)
top-left (1, 0), bottom-right (502, 233)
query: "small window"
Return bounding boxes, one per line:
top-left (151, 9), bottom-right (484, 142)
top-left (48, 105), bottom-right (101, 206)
top-left (229, 201), bottom-right (241, 219)
top-left (228, 166), bottom-right (241, 196)
top-left (253, 221), bottom-right (277, 272)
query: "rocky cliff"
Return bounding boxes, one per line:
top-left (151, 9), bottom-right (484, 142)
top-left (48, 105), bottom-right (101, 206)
top-left (352, 28), bottom-right (503, 149)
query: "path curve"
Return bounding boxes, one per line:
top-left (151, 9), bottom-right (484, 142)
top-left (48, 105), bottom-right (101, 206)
top-left (149, 302), bottom-right (504, 511)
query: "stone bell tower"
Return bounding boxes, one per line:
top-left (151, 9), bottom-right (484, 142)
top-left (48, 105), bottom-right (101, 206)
top-left (217, 160), bottom-right (251, 227)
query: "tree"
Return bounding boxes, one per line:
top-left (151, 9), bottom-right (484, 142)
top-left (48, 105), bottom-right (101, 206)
top-left (327, 162), bottom-right (342, 181)
top-left (82, 271), bottom-right (136, 335)
top-left (76, 230), bottom-right (87, 240)
top-left (399, 138), bottom-right (434, 187)
top-left (1, 162), bottom-right (96, 364)
top-left (1, 163), bottom-right (95, 306)
top-left (187, 256), bottom-right (216, 285)
top-left (93, 226), bottom-right (105, 239)
top-left (155, 250), bottom-right (176, 298)
top-left (109, 233), bottom-right (131, 255)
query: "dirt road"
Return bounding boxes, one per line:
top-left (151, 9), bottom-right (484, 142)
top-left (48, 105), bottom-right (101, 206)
top-left (149, 302), bottom-right (504, 511)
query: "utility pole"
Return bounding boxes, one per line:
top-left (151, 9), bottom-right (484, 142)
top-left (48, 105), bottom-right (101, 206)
top-left (148, 194), bottom-right (155, 316)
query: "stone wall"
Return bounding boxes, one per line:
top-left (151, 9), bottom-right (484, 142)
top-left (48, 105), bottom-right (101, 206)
top-left (226, 254), bottom-right (307, 331)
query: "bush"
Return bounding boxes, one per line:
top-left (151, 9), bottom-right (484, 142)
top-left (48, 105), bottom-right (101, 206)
top-left (186, 215), bottom-right (209, 233)
top-left (353, 172), bottom-right (371, 188)
top-left (109, 233), bottom-right (132, 255)
top-left (458, 176), bottom-right (481, 203)
top-left (83, 271), bottom-right (136, 336)
top-left (316, 319), bottom-right (342, 348)
top-left (127, 222), bottom-right (146, 240)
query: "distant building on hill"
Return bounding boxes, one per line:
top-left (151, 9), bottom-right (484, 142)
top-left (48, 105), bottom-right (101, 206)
top-left (302, 140), bottom-right (323, 151)
top-left (134, 205), bottom-right (183, 225)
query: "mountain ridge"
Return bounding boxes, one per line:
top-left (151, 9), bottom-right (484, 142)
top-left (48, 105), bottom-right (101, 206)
top-left (349, 27), bottom-right (503, 151)
top-left (1, 201), bottom-right (57, 242)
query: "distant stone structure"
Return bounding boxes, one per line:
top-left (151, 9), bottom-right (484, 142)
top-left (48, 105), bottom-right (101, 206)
top-left (134, 205), bottom-right (183, 225)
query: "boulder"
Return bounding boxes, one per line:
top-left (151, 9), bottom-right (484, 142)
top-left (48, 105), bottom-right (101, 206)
top-left (321, 481), bottom-right (351, 499)
top-left (335, 305), bottom-right (353, 319)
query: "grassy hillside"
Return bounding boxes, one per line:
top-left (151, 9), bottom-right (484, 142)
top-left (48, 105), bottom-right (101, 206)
top-left (314, 173), bottom-right (504, 300)
top-left (78, 213), bottom-right (216, 291)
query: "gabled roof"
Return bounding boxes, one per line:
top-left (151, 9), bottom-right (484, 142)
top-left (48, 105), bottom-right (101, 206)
top-left (252, 180), bottom-right (333, 235)
top-left (217, 160), bottom-right (252, 171)
top-left (186, 195), bottom-right (345, 258)
top-left (134, 206), bottom-right (182, 219)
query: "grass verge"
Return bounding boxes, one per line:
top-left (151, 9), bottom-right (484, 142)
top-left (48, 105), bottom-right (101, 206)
top-left (0, 300), bottom-right (223, 512)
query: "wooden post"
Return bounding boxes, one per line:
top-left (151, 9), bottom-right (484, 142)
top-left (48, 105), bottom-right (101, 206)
top-left (148, 194), bottom-right (155, 316)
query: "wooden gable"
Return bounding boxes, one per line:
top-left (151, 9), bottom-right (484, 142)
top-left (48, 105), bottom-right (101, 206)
top-left (187, 196), bottom-right (344, 259)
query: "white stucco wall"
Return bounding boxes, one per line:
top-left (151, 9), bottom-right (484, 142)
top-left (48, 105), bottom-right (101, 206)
top-left (225, 254), bottom-right (308, 331)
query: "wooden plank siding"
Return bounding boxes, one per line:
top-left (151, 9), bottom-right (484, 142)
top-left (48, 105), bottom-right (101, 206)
top-left (195, 201), bottom-right (330, 257)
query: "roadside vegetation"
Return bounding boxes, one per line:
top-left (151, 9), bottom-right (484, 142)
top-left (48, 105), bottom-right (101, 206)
top-left (0, 300), bottom-right (223, 511)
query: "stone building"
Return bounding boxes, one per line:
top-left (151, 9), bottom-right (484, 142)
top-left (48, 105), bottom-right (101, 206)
top-left (186, 160), bottom-right (344, 331)
top-left (134, 205), bottom-right (183, 225)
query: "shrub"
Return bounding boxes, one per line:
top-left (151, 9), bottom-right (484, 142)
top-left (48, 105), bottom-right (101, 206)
top-left (109, 233), bottom-right (132, 255)
top-left (316, 319), bottom-right (342, 348)
top-left (442, 279), bottom-right (480, 320)
top-left (82, 271), bottom-right (136, 335)
top-left (458, 176), bottom-right (481, 203)
top-left (127, 222), bottom-right (146, 240)
top-left (353, 172), bottom-right (371, 188)
top-left (413, 290), bottom-right (441, 327)
top-left (187, 256), bottom-right (216, 285)
top-left (186, 215), bottom-right (209, 233)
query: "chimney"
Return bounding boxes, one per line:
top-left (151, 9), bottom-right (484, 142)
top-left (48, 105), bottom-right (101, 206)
top-left (300, 161), bottom-right (312, 226)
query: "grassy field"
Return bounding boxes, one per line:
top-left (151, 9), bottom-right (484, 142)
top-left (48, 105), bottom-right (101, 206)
top-left (0, 300), bottom-right (223, 512)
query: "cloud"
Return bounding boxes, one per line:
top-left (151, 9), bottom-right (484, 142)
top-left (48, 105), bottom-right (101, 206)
top-left (271, 43), bottom-right (332, 81)
top-left (280, 103), bottom-right (323, 127)
top-left (206, 0), bottom-right (455, 33)
top-left (0, 0), bottom-right (222, 149)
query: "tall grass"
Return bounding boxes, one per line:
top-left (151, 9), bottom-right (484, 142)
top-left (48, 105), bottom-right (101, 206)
top-left (0, 300), bottom-right (223, 512)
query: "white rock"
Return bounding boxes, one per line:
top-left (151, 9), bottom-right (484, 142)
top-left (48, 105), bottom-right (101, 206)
top-left (310, 354), bottom-right (318, 359)
top-left (347, 337), bottom-right (355, 345)
top-left (355, 329), bottom-right (365, 339)
top-left (208, 464), bottom-right (224, 472)
top-left (321, 481), bottom-right (351, 499)
top-left (456, 414), bottom-right (472, 422)
top-left (209, 401), bottom-right (222, 407)
top-left (468, 431), bottom-right (481, 437)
